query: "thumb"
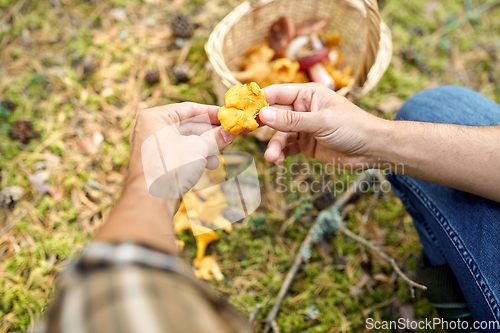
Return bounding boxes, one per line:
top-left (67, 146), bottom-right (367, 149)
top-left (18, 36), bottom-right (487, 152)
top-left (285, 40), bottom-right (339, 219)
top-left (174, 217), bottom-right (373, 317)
top-left (259, 106), bottom-right (318, 133)
top-left (199, 126), bottom-right (235, 156)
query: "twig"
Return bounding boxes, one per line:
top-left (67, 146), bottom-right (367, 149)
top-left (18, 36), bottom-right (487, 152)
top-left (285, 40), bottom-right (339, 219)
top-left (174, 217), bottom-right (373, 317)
top-left (0, 197), bottom-right (42, 239)
top-left (363, 178), bottom-right (381, 224)
top-left (362, 296), bottom-right (398, 318)
top-left (340, 227), bottom-right (427, 292)
top-left (26, 304), bottom-right (35, 333)
top-left (264, 170), bottom-right (426, 332)
top-left (270, 320), bottom-right (280, 333)
top-left (263, 172), bottom-right (373, 333)
top-left (249, 304), bottom-right (261, 325)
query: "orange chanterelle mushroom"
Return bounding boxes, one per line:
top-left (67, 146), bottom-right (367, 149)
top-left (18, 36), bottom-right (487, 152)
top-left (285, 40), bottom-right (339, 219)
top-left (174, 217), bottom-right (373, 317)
top-left (218, 82), bottom-right (269, 135)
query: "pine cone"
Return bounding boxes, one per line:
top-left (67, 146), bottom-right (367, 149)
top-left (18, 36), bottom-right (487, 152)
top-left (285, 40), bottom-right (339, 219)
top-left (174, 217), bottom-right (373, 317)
top-left (171, 65), bottom-right (190, 84)
top-left (171, 11), bottom-right (194, 38)
top-left (314, 191), bottom-right (334, 211)
top-left (83, 55), bottom-right (99, 74)
top-left (10, 121), bottom-right (38, 144)
top-left (401, 46), bottom-right (417, 62)
top-left (145, 68), bottom-right (160, 84)
top-left (1, 99), bottom-right (16, 112)
top-left (409, 26), bottom-right (424, 36)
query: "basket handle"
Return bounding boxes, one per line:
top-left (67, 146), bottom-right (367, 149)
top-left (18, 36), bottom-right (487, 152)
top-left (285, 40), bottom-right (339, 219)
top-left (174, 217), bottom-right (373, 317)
top-left (355, 0), bottom-right (381, 87)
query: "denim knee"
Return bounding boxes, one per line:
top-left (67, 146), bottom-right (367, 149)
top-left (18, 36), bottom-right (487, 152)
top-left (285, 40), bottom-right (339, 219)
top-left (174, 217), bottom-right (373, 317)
top-left (396, 86), bottom-right (472, 123)
top-left (395, 85), bottom-right (500, 126)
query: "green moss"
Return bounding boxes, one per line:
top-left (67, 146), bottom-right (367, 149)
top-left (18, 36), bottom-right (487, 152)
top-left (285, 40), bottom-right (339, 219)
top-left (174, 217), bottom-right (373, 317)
top-left (2, 0), bottom-right (499, 331)
top-left (10, 47), bottom-right (24, 58)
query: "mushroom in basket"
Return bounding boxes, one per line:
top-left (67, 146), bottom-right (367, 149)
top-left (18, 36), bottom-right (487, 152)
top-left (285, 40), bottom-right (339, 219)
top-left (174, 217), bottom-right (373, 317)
top-left (232, 16), bottom-right (353, 91)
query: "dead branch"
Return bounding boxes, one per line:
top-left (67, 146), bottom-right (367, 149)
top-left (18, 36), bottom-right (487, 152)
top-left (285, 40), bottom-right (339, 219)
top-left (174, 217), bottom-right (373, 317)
top-left (270, 320), bottom-right (280, 333)
top-left (263, 172), bottom-right (373, 333)
top-left (249, 304), bottom-right (262, 325)
top-left (340, 227), bottom-right (427, 291)
top-left (363, 172), bottom-right (384, 223)
top-left (0, 197), bottom-right (42, 239)
top-left (263, 171), bottom-right (426, 332)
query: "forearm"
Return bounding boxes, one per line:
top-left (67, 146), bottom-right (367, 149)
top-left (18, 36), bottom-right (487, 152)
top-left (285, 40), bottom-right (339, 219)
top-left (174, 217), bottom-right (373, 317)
top-left (94, 177), bottom-right (180, 254)
top-left (376, 120), bottom-right (500, 202)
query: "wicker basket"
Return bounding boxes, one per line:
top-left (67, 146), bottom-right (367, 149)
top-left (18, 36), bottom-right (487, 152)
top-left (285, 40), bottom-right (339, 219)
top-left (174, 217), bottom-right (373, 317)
top-left (206, 0), bottom-right (392, 105)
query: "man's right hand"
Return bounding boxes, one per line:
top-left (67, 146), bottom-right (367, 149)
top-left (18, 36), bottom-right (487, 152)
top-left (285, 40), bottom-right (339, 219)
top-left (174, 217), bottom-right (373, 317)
top-left (259, 83), bottom-right (388, 169)
top-left (259, 83), bottom-right (500, 202)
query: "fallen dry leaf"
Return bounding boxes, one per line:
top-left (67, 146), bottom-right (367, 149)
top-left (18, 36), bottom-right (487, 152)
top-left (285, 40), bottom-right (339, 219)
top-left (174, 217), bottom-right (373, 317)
top-left (77, 124), bottom-right (104, 156)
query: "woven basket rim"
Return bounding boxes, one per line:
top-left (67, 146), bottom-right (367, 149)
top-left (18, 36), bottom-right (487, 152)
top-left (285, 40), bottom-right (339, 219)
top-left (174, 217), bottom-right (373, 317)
top-left (206, 0), bottom-right (392, 99)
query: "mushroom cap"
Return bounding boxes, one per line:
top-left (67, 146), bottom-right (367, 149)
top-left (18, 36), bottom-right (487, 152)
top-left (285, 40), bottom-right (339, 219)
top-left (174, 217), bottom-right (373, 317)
top-left (296, 18), bottom-right (328, 36)
top-left (193, 255), bottom-right (217, 268)
top-left (192, 225), bottom-right (219, 240)
top-left (213, 215), bottom-right (233, 233)
top-left (178, 200), bottom-right (186, 212)
top-left (297, 48), bottom-right (330, 71)
top-left (173, 212), bottom-right (192, 234)
top-left (232, 62), bottom-right (271, 86)
top-left (266, 17), bottom-right (295, 59)
top-left (270, 58), bottom-right (300, 82)
top-left (193, 256), bottom-right (224, 281)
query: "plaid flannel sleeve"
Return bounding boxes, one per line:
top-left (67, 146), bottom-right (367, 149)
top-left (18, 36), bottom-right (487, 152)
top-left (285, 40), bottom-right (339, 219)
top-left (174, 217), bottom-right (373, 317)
top-left (43, 242), bottom-right (251, 333)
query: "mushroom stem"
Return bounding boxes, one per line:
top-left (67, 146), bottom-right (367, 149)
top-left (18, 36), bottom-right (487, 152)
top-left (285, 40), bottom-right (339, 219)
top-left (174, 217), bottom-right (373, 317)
top-left (195, 238), bottom-right (208, 260)
top-left (192, 225), bottom-right (220, 260)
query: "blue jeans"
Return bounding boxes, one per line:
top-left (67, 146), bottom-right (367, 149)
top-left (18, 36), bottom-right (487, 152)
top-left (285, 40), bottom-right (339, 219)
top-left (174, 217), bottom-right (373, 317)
top-left (386, 86), bottom-right (500, 326)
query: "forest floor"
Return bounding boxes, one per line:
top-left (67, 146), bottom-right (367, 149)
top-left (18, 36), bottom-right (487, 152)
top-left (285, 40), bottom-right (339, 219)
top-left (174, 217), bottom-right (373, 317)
top-left (1, 0), bottom-right (499, 332)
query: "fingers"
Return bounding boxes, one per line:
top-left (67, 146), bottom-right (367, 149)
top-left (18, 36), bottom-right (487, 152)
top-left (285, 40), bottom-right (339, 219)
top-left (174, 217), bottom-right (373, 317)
top-left (206, 155), bottom-right (220, 170)
top-left (145, 102), bottom-right (221, 125)
top-left (264, 137), bottom-right (281, 163)
top-left (178, 122), bottom-right (216, 136)
top-left (200, 126), bottom-right (235, 157)
top-left (256, 104), bottom-right (294, 127)
top-left (236, 104), bottom-right (293, 130)
top-left (176, 102), bottom-right (221, 125)
top-left (270, 142), bottom-right (300, 166)
top-left (259, 106), bottom-right (324, 134)
top-left (265, 131), bottom-right (297, 163)
top-left (270, 104), bottom-right (294, 111)
top-left (283, 142), bottom-right (300, 158)
top-left (275, 152), bottom-right (285, 165)
top-left (263, 83), bottom-right (329, 111)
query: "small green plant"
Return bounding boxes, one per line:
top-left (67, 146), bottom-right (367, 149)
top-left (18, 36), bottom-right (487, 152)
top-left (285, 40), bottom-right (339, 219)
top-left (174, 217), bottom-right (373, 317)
top-left (248, 213), bottom-right (266, 231)
top-left (294, 195), bottom-right (314, 219)
top-left (0, 104), bottom-right (13, 135)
